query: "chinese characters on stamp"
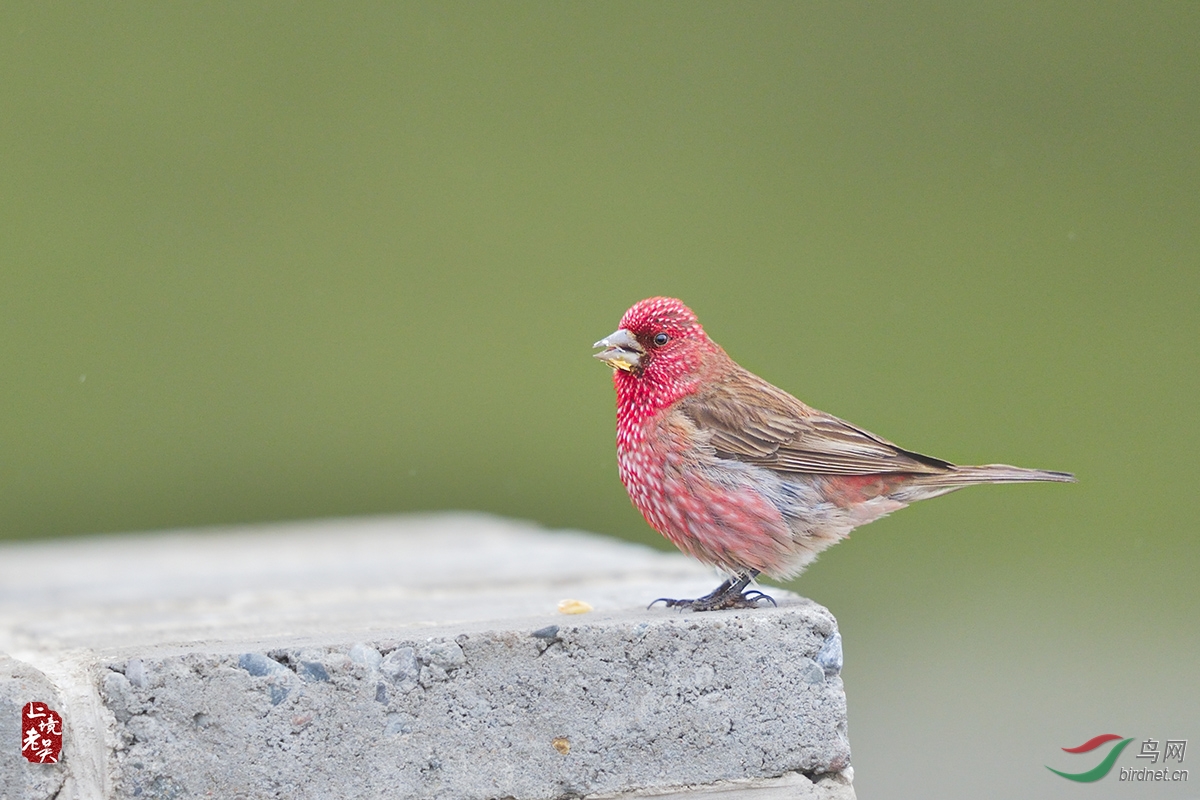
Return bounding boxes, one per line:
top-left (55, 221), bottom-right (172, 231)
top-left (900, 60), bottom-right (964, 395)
top-left (20, 701), bottom-right (63, 764)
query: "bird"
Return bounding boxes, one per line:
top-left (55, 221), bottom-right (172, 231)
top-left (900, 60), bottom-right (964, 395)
top-left (593, 297), bottom-right (1075, 611)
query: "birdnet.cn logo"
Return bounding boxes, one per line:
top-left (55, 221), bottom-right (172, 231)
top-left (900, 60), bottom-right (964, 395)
top-left (1046, 734), bottom-right (1188, 783)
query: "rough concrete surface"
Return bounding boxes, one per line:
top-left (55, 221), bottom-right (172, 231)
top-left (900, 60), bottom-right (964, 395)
top-left (0, 513), bottom-right (854, 799)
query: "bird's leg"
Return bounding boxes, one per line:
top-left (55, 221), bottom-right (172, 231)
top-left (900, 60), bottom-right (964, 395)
top-left (704, 571), bottom-right (778, 610)
top-left (649, 571), bottom-right (777, 611)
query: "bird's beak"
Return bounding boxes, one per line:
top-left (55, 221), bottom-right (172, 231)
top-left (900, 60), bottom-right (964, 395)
top-left (593, 328), bottom-right (644, 372)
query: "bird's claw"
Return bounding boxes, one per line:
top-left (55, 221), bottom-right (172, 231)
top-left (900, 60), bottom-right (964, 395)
top-left (740, 590), bottom-right (778, 607)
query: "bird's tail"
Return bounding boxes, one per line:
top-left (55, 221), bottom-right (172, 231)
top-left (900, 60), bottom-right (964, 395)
top-left (892, 464), bottom-right (1075, 502)
top-left (937, 464), bottom-right (1075, 485)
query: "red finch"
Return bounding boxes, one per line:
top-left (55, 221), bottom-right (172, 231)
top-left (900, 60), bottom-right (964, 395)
top-left (594, 297), bottom-right (1074, 611)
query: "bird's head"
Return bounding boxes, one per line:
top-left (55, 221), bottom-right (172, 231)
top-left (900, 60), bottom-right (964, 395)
top-left (594, 297), bottom-right (714, 388)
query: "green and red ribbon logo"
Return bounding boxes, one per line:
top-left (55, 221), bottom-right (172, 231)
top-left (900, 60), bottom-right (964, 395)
top-left (1047, 734), bottom-right (1134, 782)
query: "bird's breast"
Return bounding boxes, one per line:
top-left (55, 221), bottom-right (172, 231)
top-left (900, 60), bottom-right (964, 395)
top-left (615, 411), bottom-right (801, 574)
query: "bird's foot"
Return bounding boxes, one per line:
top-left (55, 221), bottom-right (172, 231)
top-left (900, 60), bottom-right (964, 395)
top-left (649, 585), bottom-right (777, 612)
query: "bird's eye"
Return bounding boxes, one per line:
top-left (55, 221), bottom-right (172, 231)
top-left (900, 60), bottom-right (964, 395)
top-left (653, 332), bottom-right (669, 346)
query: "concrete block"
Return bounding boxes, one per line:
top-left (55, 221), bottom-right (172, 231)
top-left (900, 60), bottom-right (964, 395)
top-left (0, 514), bottom-right (853, 799)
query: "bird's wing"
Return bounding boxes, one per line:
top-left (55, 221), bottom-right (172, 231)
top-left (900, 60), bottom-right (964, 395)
top-left (677, 366), bottom-right (953, 476)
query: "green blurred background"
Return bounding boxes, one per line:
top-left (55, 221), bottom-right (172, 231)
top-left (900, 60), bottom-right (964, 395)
top-left (2, 3), bottom-right (1196, 797)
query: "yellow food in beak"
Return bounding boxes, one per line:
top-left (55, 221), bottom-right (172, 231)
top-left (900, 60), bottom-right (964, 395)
top-left (593, 328), bottom-right (644, 372)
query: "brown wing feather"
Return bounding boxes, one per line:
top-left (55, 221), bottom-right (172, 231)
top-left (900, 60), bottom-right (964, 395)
top-left (677, 366), bottom-right (954, 476)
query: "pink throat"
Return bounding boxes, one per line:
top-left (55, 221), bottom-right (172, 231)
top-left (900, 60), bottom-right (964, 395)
top-left (612, 350), bottom-right (706, 446)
